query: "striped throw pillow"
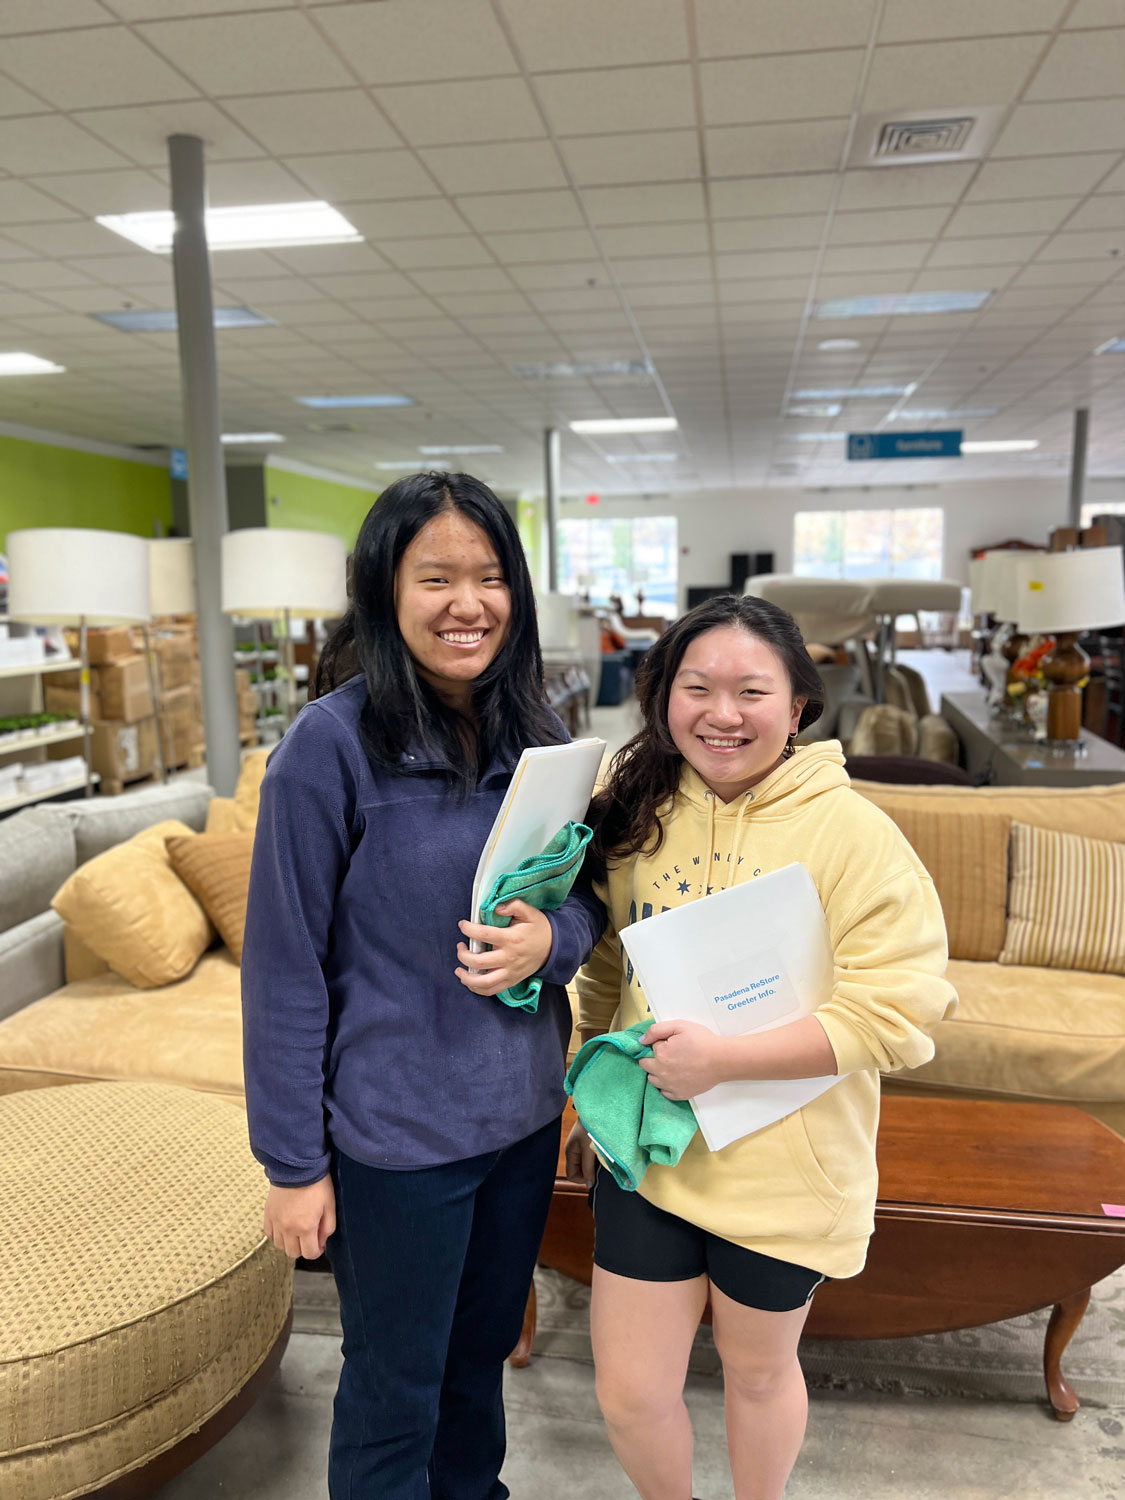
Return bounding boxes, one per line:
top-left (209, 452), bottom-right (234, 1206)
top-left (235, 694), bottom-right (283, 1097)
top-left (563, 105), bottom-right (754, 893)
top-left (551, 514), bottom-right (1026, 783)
top-left (1000, 821), bottom-right (1125, 975)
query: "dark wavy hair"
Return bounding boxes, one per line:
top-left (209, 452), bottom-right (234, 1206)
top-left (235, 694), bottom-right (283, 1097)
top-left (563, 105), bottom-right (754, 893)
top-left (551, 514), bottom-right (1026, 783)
top-left (316, 471), bottom-right (563, 794)
top-left (588, 593), bottom-right (825, 878)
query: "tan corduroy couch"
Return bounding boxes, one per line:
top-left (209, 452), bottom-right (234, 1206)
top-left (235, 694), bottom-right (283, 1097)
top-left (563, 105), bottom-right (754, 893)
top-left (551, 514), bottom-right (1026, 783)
top-left (851, 777), bottom-right (1125, 1138)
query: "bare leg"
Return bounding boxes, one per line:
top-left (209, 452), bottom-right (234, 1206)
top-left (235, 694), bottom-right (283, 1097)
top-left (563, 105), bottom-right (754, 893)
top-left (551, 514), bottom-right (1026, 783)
top-left (1044, 1287), bottom-right (1091, 1421)
top-left (710, 1283), bottom-right (813, 1500)
top-left (508, 1281), bottom-right (536, 1369)
top-left (591, 1265), bottom-right (709, 1500)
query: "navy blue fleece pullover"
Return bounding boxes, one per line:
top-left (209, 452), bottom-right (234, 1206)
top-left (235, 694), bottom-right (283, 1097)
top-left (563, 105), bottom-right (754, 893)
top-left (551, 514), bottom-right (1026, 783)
top-left (241, 674), bottom-right (606, 1186)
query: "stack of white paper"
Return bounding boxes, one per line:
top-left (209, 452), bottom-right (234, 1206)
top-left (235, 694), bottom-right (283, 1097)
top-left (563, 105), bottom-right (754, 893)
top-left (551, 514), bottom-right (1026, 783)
top-left (620, 862), bottom-right (840, 1151)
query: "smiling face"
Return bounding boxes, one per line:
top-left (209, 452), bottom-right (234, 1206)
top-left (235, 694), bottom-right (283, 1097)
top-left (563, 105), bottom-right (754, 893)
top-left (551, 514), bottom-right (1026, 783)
top-left (667, 625), bottom-right (806, 801)
top-left (394, 507), bottom-right (511, 712)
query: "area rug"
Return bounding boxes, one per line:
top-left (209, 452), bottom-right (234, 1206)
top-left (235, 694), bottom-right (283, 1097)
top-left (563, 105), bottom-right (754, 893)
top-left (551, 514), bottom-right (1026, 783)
top-left (293, 1263), bottom-right (1125, 1408)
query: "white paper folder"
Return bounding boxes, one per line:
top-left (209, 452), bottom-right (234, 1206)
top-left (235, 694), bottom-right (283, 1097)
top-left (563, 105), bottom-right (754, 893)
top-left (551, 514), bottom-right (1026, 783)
top-left (470, 738), bottom-right (605, 940)
top-left (619, 863), bottom-right (840, 1151)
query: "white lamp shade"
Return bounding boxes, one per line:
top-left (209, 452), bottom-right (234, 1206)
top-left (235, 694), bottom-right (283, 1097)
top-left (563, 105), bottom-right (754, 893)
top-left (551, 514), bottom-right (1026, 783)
top-left (974, 550), bottom-right (1039, 623)
top-left (745, 575), bottom-right (878, 644)
top-left (149, 538), bottom-right (196, 616)
top-left (1016, 546), bottom-right (1125, 635)
top-left (866, 578), bottom-right (963, 615)
top-left (969, 558), bottom-right (987, 613)
top-left (7, 527), bottom-right (151, 625)
top-left (221, 527), bottom-right (348, 620)
top-left (536, 592), bottom-right (579, 649)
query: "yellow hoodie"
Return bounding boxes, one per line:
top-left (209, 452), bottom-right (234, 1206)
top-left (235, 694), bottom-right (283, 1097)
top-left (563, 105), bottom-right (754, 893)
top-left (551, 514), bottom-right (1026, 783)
top-left (577, 739), bottom-right (957, 1279)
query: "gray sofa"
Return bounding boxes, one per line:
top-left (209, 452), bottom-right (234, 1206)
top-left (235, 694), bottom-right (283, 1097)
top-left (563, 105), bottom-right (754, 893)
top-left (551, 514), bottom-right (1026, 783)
top-left (0, 781), bottom-right (215, 1023)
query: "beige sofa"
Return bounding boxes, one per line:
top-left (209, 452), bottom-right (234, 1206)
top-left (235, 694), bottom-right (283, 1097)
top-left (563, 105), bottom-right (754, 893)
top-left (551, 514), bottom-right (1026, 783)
top-left (0, 760), bottom-right (1122, 1144)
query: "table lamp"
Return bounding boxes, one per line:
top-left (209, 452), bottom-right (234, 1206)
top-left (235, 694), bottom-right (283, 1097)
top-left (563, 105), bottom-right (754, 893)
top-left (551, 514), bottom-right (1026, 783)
top-left (1016, 546), bottom-right (1125, 747)
top-left (972, 550), bottom-right (1043, 718)
top-left (221, 528), bottom-right (348, 727)
top-left (7, 528), bottom-right (155, 795)
top-left (149, 538), bottom-right (196, 618)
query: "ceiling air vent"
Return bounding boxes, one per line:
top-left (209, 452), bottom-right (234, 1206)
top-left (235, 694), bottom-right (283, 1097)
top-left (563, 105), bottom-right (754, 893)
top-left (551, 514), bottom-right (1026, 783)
top-left (874, 117), bottom-right (974, 159)
top-left (849, 106), bottom-right (1004, 168)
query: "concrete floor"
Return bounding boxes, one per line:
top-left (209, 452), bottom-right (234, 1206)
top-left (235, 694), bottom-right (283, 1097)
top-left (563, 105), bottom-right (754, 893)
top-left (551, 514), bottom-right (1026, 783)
top-left (156, 1330), bottom-right (1125, 1500)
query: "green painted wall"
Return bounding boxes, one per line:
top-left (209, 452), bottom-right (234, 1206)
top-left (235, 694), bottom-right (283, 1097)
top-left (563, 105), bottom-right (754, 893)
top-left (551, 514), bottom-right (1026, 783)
top-left (518, 496), bottom-right (544, 590)
top-left (0, 434), bottom-right (172, 548)
top-left (264, 462), bottom-right (377, 546)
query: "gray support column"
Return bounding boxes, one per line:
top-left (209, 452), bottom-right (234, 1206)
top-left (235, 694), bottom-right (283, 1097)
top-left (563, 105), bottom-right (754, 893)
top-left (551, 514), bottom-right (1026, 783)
top-left (545, 426), bottom-right (561, 592)
top-left (1068, 408), bottom-right (1089, 531)
top-left (168, 133), bottom-right (239, 797)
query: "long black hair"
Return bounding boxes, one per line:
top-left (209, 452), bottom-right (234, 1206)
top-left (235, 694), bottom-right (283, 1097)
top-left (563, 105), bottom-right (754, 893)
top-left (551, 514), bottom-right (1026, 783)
top-left (588, 593), bottom-right (825, 877)
top-left (316, 471), bottom-right (563, 793)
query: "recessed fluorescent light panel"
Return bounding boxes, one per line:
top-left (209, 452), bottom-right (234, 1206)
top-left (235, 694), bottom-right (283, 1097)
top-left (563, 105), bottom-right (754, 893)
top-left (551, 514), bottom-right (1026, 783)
top-left (817, 339), bottom-right (860, 351)
top-left (222, 433), bottom-right (285, 445)
top-left (0, 352), bottom-right (65, 375)
top-left (813, 291), bottom-right (991, 319)
top-left (298, 394), bottom-right (415, 409)
top-left (604, 452), bottom-right (680, 464)
top-left (961, 439), bottom-right (1039, 453)
top-left (515, 359), bottom-right (651, 379)
top-left (569, 417), bottom-right (678, 435)
top-left (418, 444), bottom-right (504, 455)
top-left (782, 432), bottom-right (845, 443)
top-left (787, 404), bottom-right (841, 418)
top-left (1095, 337), bottom-right (1125, 354)
top-left (94, 306), bottom-right (273, 332)
top-left (97, 202), bottom-right (363, 254)
top-left (891, 407), bottom-right (996, 421)
top-left (795, 385), bottom-right (913, 400)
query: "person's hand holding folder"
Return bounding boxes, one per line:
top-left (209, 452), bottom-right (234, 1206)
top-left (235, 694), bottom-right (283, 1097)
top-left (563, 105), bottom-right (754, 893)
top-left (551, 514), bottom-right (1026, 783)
top-left (456, 904), bottom-right (553, 997)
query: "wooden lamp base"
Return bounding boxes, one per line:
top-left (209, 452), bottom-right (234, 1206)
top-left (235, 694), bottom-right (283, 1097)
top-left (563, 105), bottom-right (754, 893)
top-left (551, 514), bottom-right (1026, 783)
top-left (1041, 630), bottom-right (1089, 745)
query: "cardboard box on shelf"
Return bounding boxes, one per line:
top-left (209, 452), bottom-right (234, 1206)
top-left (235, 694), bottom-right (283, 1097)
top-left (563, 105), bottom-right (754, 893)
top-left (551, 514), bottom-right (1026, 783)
top-left (86, 718), bottom-right (159, 786)
top-left (86, 628), bottom-right (134, 665)
top-left (97, 656), bottom-right (154, 723)
top-left (154, 631), bottom-right (197, 663)
top-left (45, 681), bottom-right (101, 722)
top-left (235, 667), bottom-right (252, 694)
top-left (159, 654), bottom-right (200, 692)
top-left (158, 685), bottom-right (204, 767)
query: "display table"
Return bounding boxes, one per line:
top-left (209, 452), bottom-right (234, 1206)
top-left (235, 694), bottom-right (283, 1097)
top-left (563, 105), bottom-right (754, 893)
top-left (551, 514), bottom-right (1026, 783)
top-left (942, 690), bottom-right (1125, 786)
top-left (518, 1096), bottom-right (1125, 1420)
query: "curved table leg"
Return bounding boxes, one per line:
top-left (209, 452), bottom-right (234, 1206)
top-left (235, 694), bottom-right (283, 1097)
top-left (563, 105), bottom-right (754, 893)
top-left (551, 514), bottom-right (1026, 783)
top-left (1044, 1287), bottom-right (1091, 1421)
top-left (508, 1281), bottom-right (537, 1369)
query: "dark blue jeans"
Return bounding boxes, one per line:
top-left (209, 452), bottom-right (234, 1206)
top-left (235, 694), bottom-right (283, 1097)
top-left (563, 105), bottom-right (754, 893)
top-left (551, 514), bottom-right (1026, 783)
top-left (325, 1116), bottom-right (560, 1500)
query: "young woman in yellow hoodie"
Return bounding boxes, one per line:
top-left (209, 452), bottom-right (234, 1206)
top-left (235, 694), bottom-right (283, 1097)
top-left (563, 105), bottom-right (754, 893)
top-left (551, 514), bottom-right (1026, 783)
top-left (567, 593), bottom-right (956, 1500)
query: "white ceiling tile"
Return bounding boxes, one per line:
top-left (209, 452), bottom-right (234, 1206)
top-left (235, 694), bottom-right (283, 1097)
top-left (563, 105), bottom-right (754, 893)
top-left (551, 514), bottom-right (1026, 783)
top-left (813, 271), bottom-right (916, 297)
top-left (456, 190), bottom-right (584, 233)
top-left (837, 162), bottom-right (977, 211)
top-left (581, 182), bottom-right (706, 225)
top-left (0, 176), bottom-right (107, 220)
top-left (379, 236), bottom-right (496, 270)
top-left (598, 223), bottom-right (710, 256)
top-left (1093, 161), bottom-right (1125, 196)
top-left (70, 99), bottom-right (265, 166)
top-left (346, 199), bottom-right (470, 239)
top-left (269, 244), bottom-right (392, 276)
top-left (504, 0), bottom-right (688, 71)
top-left (709, 174), bottom-right (837, 218)
top-left (720, 282), bottom-right (810, 306)
top-left (971, 155), bottom-right (1121, 203)
top-left (718, 248), bottom-right (818, 279)
top-left (176, 158), bottom-right (313, 208)
top-left (830, 206), bottom-right (949, 244)
top-left (706, 121), bottom-right (848, 177)
top-left (878, 0), bottom-right (1065, 42)
top-left (702, 51), bottom-right (865, 127)
top-left (344, 295), bottom-right (442, 321)
top-left (559, 131), bottom-right (701, 187)
top-left (507, 261), bottom-right (606, 290)
top-left (314, 0), bottom-right (519, 85)
top-left (434, 291), bottom-right (531, 315)
top-left (377, 78), bottom-right (543, 147)
top-left (63, 251), bottom-right (173, 285)
top-left (863, 36), bottom-right (1045, 113)
top-left (820, 242), bottom-right (932, 273)
top-left (221, 92), bottom-right (400, 157)
top-left (612, 255), bottom-right (712, 285)
top-left (1066, 0), bottom-right (1125, 24)
top-left (0, 115), bottom-right (130, 175)
top-left (137, 13), bottom-right (352, 94)
top-left (288, 151), bottom-right (439, 203)
top-left (1027, 29), bottom-right (1125, 102)
top-left (945, 199), bottom-right (1080, 237)
top-left (0, 27), bottom-right (192, 110)
top-left (528, 286), bottom-right (624, 313)
top-left (411, 267), bottom-right (517, 295)
top-left (0, 79), bottom-right (54, 118)
top-left (1, 261), bottom-right (98, 291)
top-left (534, 65), bottom-right (695, 137)
top-left (483, 227), bottom-right (599, 262)
top-left (713, 216), bottom-right (825, 251)
top-left (1014, 259), bottom-right (1118, 286)
top-left (0, 0), bottom-right (117, 31)
top-left (695, 0), bottom-right (877, 56)
top-left (419, 141), bottom-right (566, 195)
top-left (1068, 196), bottom-right (1125, 232)
top-left (1037, 229), bottom-right (1125, 260)
top-left (995, 101), bottom-right (1125, 157)
top-left (215, 276), bottom-right (332, 305)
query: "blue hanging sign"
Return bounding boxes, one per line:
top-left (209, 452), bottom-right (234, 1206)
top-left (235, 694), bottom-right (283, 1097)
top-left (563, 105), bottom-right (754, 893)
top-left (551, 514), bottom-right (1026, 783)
top-left (847, 430), bottom-right (962, 461)
top-left (170, 447), bottom-right (188, 480)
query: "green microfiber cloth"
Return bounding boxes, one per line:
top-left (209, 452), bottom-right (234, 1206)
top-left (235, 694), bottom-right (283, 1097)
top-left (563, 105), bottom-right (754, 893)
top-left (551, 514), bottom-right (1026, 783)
top-left (564, 1021), bottom-right (698, 1191)
top-left (480, 820), bottom-right (592, 1012)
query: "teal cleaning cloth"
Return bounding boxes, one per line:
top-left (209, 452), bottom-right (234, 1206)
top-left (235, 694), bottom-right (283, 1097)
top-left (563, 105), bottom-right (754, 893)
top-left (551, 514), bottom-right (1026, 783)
top-left (480, 820), bottom-right (592, 1012)
top-left (564, 1021), bottom-right (698, 1191)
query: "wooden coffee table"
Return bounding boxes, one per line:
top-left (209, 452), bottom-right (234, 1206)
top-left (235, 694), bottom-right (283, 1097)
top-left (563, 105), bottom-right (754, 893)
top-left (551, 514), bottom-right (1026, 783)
top-left (514, 1095), bottom-right (1125, 1420)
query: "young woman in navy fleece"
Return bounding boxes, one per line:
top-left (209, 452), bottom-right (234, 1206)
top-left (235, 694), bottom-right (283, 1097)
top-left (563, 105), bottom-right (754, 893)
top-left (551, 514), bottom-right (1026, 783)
top-left (241, 471), bottom-right (605, 1500)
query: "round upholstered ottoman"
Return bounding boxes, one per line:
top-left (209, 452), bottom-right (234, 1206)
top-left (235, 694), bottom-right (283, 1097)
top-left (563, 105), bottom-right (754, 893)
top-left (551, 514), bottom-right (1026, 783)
top-left (0, 1083), bottom-right (292, 1500)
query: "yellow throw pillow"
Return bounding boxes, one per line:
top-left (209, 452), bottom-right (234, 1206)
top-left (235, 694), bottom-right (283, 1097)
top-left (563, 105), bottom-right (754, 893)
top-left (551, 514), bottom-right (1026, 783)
top-left (233, 750), bottom-right (269, 829)
top-left (1000, 821), bottom-right (1125, 975)
top-left (51, 820), bottom-right (213, 989)
top-left (165, 831), bottom-right (255, 964)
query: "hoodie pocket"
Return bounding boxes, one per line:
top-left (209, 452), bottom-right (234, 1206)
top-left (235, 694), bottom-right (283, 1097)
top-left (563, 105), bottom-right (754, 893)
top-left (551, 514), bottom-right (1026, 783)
top-left (781, 1110), bottom-right (847, 1234)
